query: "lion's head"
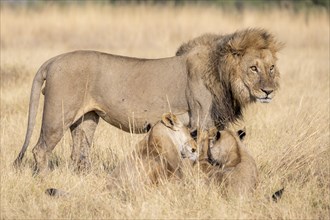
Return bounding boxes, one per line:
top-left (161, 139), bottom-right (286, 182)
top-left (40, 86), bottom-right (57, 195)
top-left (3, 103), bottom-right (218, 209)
top-left (148, 112), bottom-right (198, 162)
top-left (217, 29), bottom-right (283, 105)
top-left (204, 128), bottom-right (258, 196)
top-left (176, 29), bottom-right (283, 127)
top-left (208, 129), bottom-right (246, 168)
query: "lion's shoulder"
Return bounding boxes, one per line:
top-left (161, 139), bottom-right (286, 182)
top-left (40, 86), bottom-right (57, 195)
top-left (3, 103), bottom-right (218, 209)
top-left (176, 33), bottom-right (221, 56)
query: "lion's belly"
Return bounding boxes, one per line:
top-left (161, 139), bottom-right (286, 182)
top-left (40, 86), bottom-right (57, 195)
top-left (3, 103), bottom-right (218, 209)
top-left (89, 55), bottom-right (189, 132)
top-left (95, 89), bottom-right (188, 132)
top-left (95, 100), bottom-right (189, 133)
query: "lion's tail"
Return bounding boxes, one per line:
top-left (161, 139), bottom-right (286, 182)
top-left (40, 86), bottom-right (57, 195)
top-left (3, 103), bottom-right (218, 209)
top-left (45, 188), bottom-right (69, 197)
top-left (13, 61), bottom-right (48, 167)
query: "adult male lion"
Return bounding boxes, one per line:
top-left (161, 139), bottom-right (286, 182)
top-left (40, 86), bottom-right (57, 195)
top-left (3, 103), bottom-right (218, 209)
top-left (14, 28), bottom-right (282, 173)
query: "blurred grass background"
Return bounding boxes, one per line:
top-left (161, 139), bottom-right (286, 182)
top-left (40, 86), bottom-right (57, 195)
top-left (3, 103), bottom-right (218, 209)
top-left (4, 0), bottom-right (330, 9)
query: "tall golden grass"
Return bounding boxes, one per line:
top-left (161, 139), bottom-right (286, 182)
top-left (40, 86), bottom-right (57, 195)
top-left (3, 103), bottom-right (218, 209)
top-left (1, 3), bottom-right (329, 219)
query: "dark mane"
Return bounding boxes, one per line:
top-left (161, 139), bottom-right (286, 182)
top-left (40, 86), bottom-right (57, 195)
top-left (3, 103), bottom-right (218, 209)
top-left (176, 28), bottom-right (282, 129)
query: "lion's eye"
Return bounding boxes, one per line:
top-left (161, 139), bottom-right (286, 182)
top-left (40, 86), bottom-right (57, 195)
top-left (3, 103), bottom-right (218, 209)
top-left (270, 65), bottom-right (275, 71)
top-left (250, 66), bottom-right (258, 72)
top-left (192, 148), bottom-right (196, 153)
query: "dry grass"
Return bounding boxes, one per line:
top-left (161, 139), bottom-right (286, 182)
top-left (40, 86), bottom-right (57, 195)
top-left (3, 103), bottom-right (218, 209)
top-left (1, 3), bottom-right (329, 219)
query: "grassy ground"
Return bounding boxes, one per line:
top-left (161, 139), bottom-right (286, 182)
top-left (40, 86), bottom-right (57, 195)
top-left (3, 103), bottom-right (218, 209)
top-left (1, 3), bottom-right (329, 219)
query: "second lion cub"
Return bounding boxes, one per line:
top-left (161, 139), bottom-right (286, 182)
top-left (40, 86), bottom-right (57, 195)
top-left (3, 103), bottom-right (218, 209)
top-left (198, 129), bottom-right (258, 196)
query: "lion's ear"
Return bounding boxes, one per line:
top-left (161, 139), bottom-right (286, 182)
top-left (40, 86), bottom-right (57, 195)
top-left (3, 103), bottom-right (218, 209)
top-left (161, 113), bottom-right (182, 130)
top-left (215, 131), bottom-right (221, 141)
top-left (237, 129), bottom-right (246, 140)
top-left (190, 129), bottom-right (198, 140)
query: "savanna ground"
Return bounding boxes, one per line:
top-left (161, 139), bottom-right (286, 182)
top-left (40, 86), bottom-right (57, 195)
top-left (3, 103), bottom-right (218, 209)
top-left (0, 2), bottom-right (329, 219)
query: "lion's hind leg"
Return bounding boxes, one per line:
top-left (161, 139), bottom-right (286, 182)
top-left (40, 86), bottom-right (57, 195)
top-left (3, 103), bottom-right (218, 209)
top-left (32, 103), bottom-right (77, 175)
top-left (32, 127), bottom-right (65, 176)
top-left (70, 111), bottom-right (99, 173)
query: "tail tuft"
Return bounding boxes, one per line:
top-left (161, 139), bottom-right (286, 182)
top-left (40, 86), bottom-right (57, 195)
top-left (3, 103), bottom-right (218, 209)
top-left (272, 187), bottom-right (284, 202)
top-left (45, 188), bottom-right (68, 197)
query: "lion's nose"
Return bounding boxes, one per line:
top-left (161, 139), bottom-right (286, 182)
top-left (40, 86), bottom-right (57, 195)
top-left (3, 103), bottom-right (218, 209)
top-left (261, 89), bottom-right (273, 96)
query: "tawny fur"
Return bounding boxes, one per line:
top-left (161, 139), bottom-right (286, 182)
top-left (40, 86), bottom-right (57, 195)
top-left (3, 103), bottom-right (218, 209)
top-left (177, 28), bottom-right (283, 129)
top-left (14, 28), bottom-right (281, 174)
top-left (197, 129), bottom-right (258, 196)
top-left (107, 113), bottom-right (197, 191)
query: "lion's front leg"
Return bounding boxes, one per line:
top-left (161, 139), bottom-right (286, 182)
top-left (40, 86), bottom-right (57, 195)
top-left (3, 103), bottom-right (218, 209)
top-left (186, 77), bottom-right (214, 132)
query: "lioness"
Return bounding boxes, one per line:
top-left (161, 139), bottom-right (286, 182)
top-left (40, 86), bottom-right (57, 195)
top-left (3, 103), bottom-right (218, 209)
top-left (198, 129), bottom-right (258, 196)
top-left (107, 112), bottom-right (197, 190)
top-left (14, 28), bottom-right (282, 173)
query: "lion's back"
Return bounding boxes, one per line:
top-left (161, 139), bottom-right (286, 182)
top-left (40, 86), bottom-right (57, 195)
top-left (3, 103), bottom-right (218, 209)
top-left (176, 33), bottom-right (221, 56)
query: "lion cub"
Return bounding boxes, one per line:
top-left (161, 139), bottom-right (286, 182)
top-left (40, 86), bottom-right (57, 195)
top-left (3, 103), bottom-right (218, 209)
top-left (107, 113), bottom-right (197, 191)
top-left (198, 129), bottom-right (258, 196)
